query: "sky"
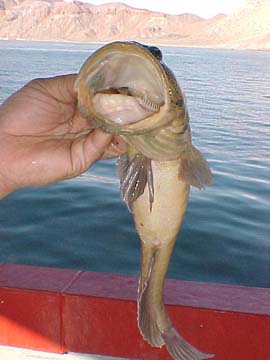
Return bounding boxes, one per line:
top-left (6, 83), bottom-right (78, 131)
top-left (81, 0), bottom-right (246, 19)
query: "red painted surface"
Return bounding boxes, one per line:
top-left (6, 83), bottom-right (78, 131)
top-left (0, 288), bottom-right (63, 353)
top-left (0, 263), bottom-right (270, 359)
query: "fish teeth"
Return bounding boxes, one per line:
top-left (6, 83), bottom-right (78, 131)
top-left (137, 96), bottom-right (160, 112)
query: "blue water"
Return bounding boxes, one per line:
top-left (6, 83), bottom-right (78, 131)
top-left (0, 40), bottom-right (269, 288)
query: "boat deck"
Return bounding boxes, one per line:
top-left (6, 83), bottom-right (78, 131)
top-left (0, 346), bottom-right (132, 360)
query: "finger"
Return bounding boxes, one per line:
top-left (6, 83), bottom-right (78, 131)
top-left (113, 136), bottom-right (127, 152)
top-left (83, 129), bottom-right (114, 167)
top-left (102, 136), bottom-right (128, 159)
top-left (30, 74), bottom-right (78, 104)
top-left (68, 107), bottom-right (94, 133)
top-left (53, 74), bottom-right (78, 103)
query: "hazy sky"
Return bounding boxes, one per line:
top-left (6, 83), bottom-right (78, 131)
top-left (82, 0), bottom-right (246, 19)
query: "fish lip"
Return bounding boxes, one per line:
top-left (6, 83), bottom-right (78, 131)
top-left (76, 41), bottom-right (172, 135)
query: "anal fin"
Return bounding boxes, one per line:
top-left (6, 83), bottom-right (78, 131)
top-left (138, 250), bottom-right (165, 347)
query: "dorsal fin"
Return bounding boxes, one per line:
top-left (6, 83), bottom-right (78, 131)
top-left (179, 145), bottom-right (212, 189)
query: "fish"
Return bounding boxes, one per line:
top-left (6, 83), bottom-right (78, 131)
top-left (75, 41), bottom-right (214, 360)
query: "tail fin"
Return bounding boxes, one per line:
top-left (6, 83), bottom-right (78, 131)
top-left (139, 284), bottom-right (214, 359)
top-left (179, 145), bottom-right (212, 190)
top-left (138, 247), bottom-right (214, 360)
top-left (162, 326), bottom-right (214, 360)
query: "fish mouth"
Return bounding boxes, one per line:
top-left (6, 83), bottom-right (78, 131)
top-left (76, 42), bottom-right (170, 134)
top-left (93, 89), bottom-right (161, 125)
top-left (89, 52), bottom-right (165, 125)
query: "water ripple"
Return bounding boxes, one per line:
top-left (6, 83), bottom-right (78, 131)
top-left (0, 42), bottom-right (269, 288)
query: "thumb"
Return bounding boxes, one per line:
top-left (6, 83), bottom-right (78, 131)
top-left (83, 129), bottom-right (113, 168)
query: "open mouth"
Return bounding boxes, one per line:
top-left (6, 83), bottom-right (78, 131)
top-left (85, 52), bottom-right (165, 125)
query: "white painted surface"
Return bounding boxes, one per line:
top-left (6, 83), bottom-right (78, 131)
top-left (0, 346), bottom-right (135, 360)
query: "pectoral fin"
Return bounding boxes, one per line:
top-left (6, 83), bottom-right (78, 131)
top-left (179, 145), bottom-right (212, 190)
top-left (117, 153), bottom-right (154, 212)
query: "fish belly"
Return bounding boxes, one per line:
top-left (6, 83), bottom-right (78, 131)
top-left (133, 159), bottom-right (190, 247)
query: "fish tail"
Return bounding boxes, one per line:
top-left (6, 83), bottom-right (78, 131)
top-left (179, 145), bottom-right (212, 190)
top-left (138, 243), bottom-right (214, 359)
top-left (162, 326), bottom-right (214, 360)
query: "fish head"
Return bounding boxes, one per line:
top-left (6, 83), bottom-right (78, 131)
top-left (75, 41), bottom-right (187, 136)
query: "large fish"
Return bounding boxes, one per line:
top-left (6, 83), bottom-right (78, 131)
top-left (75, 41), bottom-right (213, 360)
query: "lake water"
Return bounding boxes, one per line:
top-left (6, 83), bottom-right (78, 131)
top-left (0, 40), bottom-right (269, 288)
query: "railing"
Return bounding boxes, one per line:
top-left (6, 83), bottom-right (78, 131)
top-left (0, 263), bottom-right (269, 359)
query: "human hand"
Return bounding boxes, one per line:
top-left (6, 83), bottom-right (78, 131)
top-left (0, 74), bottom-right (127, 199)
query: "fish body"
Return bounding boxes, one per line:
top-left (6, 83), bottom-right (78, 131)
top-left (76, 41), bottom-right (213, 360)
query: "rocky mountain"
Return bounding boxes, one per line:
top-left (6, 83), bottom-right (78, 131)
top-left (0, 0), bottom-right (269, 49)
top-left (177, 0), bottom-right (270, 50)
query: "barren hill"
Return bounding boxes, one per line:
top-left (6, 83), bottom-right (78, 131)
top-left (179, 0), bottom-right (270, 49)
top-left (0, 0), bottom-right (269, 49)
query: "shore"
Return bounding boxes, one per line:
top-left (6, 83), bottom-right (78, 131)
top-left (0, 37), bottom-right (269, 52)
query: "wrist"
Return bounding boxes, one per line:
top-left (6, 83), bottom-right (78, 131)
top-left (0, 184), bottom-right (12, 200)
top-left (0, 172), bottom-right (13, 200)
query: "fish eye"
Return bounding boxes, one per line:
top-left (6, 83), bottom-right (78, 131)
top-left (131, 41), bottom-right (163, 61)
top-left (148, 46), bottom-right (163, 61)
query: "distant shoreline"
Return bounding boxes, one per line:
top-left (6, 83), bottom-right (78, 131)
top-left (0, 38), bottom-right (269, 52)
